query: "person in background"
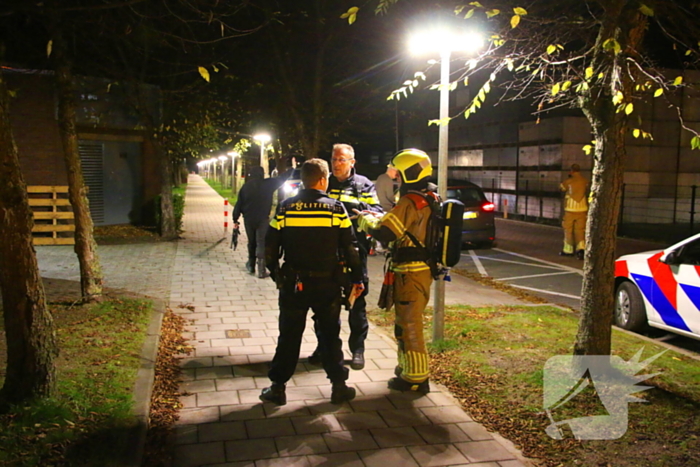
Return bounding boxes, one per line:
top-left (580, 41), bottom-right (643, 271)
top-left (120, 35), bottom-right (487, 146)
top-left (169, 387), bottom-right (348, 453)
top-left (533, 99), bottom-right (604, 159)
top-left (559, 163), bottom-right (589, 260)
top-left (260, 158), bottom-right (363, 406)
top-left (233, 166), bottom-right (288, 278)
top-left (375, 164), bottom-right (400, 212)
top-left (307, 143), bottom-right (382, 371)
top-left (373, 164), bottom-right (400, 255)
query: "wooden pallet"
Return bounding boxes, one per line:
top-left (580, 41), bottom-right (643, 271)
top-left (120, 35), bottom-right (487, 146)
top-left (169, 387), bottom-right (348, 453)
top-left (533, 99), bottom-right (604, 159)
top-left (28, 186), bottom-right (75, 245)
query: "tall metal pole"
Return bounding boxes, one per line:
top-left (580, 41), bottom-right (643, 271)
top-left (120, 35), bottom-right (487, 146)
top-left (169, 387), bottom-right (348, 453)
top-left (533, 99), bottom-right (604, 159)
top-left (260, 143), bottom-right (269, 177)
top-left (395, 99), bottom-right (400, 152)
top-left (433, 50), bottom-right (450, 342)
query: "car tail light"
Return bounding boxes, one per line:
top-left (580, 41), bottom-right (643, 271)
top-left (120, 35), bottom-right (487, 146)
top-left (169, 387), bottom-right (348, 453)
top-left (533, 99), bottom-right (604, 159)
top-left (481, 202), bottom-right (495, 212)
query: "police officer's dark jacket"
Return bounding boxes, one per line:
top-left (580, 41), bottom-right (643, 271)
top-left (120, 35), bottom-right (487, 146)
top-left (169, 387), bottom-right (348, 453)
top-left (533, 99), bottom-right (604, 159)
top-left (328, 169), bottom-right (382, 252)
top-left (265, 188), bottom-right (363, 282)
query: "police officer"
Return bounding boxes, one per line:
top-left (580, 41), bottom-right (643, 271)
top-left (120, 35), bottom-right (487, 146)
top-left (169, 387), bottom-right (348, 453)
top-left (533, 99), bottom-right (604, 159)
top-left (356, 148), bottom-right (435, 395)
top-left (307, 143), bottom-right (381, 370)
top-left (260, 158), bottom-right (364, 406)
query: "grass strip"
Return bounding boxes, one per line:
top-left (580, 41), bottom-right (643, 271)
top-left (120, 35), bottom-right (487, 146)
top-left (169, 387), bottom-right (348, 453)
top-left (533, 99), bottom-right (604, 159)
top-left (369, 304), bottom-right (700, 466)
top-left (202, 178), bottom-right (237, 204)
top-left (0, 298), bottom-right (153, 466)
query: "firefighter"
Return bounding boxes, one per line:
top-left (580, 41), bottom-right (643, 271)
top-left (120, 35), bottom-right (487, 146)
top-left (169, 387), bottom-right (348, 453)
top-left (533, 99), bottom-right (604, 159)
top-left (260, 158), bottom-right (364, 406)
top-left (559, 163), bottom-right (589, 260)
top-left (355, 148), bottom-right (435, 395)
top-left (307, 143), bottom-right (382, 370)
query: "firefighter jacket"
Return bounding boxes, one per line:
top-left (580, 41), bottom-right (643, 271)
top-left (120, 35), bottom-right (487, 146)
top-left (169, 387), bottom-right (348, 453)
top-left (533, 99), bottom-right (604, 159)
top-left (560, 172), bottom-right (589, 213)
top-left (265, 188), bottom-right (363, 282)
top-left (328, 169), bottom-right (382, 252)
top-left (373, 189), bottom-right (434, 274)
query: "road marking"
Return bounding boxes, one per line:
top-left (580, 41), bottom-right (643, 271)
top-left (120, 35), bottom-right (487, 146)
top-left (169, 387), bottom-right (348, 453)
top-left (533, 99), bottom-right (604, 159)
top-left (468, 249), bottom-right (488, 276)
top-left (499, 270), bottom-right (579, 281)
top-left (509, 284), bottom-right (581, 300)
top-left (493, 248), bottom-right (584, 276)
top-left (463, 254), bottom-right (565, 271)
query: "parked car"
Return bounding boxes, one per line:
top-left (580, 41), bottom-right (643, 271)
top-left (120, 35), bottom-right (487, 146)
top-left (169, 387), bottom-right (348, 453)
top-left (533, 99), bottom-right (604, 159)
top-left (446, 179), bottom-right (496, 248)
top-left (280, 168), bottom-right (302, 200)
top-left (614, 232), bottom-right (700, 340)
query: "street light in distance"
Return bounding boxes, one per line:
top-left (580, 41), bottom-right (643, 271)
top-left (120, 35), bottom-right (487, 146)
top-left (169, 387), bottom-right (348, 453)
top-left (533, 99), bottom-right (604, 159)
top-left (253, 133), bottom-right (272, 177)
top-left (408, 25), bottom-right (483, 342)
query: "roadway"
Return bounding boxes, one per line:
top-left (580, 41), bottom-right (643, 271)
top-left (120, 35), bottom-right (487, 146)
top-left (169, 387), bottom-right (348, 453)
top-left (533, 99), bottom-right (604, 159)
top-left (457, 218), bottom-right (700, 355)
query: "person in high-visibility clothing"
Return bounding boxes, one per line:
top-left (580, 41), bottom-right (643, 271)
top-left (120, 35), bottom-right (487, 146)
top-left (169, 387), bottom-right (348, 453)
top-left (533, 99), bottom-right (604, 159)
top-left (260, 158), bottom-right (364, 406)
top-left (307, 143), bottom-right (382, 371)
top-left (355, 148), bottom-right (435, 395)
top-left (560, 163), bottom-right (589, 260)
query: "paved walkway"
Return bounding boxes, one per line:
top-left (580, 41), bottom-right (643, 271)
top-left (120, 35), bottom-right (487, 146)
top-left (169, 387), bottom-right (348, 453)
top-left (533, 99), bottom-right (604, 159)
top-left (168, 175), bottom-right (531, 467)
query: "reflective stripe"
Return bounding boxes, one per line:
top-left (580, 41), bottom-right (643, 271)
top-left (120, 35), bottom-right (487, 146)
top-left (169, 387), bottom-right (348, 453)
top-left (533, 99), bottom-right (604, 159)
top-left (442, 203), bottom-right (452, 263)
top-left (403, 350), bottom-right (429, 381)
top-left (564, 196), bottom-right (588, 212)
top-left (382, 212), bottom-right (405, 234)
top-left (392, 261), bottom-right (431, 273)
top-left (329, 188), bottom-right (379, 206)
top-left (274, 210), bottom-right (351, 228)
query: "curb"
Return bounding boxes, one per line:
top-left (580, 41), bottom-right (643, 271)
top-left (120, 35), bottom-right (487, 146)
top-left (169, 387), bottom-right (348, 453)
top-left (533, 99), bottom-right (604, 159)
top-left (125, 297), bottom-right (168, 467)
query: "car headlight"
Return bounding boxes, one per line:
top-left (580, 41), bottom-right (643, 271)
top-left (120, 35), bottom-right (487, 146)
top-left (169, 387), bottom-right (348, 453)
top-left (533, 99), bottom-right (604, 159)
top-left (282, 182), bottom-right (300, 197)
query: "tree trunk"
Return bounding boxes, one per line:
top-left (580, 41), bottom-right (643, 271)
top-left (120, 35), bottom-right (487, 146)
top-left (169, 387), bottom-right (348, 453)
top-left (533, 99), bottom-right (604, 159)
top-left (157, 138), bottom-right (177, 239)
top-left (574, 2), bottom-right (645, 355)
top-left (0, 70), bottom-right (58, 406)
top-left (575, 96), bottom-right (626, 356)
top-left (53, 28), bottom-right (103, 301)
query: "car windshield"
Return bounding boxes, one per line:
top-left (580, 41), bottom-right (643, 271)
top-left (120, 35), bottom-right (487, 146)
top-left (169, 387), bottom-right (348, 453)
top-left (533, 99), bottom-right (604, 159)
top-left (447, 187), bottom-right (485, 207)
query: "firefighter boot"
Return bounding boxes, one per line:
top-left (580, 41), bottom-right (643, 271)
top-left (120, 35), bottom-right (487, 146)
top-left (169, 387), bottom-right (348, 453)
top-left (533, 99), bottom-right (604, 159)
top-left (387, 377), bottom-right (430, 395)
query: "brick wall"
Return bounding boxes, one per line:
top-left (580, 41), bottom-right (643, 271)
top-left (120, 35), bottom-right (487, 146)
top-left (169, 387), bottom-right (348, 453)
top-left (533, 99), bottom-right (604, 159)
top-left (7, 71), bottom-right (68, 186)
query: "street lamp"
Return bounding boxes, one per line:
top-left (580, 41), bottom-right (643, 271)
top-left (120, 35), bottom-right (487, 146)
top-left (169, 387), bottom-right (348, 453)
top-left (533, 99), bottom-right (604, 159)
top-left (409, 26), bottom-right (482, 341)
top-left (253, 133), bottom-right (272, 177)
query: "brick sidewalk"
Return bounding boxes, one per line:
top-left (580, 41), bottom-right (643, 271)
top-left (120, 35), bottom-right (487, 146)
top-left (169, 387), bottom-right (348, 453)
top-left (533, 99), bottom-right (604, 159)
top-left (168, 175), bottom-right (530, 467)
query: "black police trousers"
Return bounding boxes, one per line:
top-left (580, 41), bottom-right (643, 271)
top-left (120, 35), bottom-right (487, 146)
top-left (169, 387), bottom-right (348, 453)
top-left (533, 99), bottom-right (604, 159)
top-left (269, 277), bottom-right (348, 385)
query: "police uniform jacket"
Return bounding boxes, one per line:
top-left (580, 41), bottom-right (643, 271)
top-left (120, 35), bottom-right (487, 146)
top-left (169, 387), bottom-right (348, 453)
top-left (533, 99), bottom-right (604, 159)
top-left (328, 169), bottom-right (382, 252)
top-left (265, 188), bottom-right (363, 282)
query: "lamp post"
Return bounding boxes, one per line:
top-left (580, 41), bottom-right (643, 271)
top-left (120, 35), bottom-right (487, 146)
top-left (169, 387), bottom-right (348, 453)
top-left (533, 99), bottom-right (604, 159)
top-left (253, 133), bottom-right (271, 177)
top-left (409, 27), bottom-right (482, 341)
